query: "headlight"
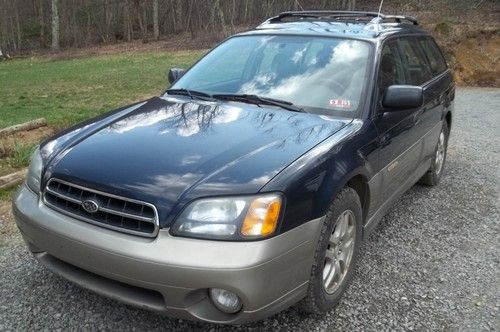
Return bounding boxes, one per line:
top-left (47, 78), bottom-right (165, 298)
top-left (171, 194), bottom-right (282, 240)
top-left (26, 147), bottom-right (43, 194)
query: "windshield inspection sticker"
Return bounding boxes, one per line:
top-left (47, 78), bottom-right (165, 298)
top-left (329, 99), bottom-right (352, 109)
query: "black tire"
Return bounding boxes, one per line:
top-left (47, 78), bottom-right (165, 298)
top-left (300, 187), bottom-right (362, 314)
top-left (419, 121), bottom-right (449, 186)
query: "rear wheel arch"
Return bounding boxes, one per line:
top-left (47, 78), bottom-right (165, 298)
top-left (445, 111), bottom-right (452, 130)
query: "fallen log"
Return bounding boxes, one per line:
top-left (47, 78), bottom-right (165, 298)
top-left (0, 169), bottom-right (28, 190)
top-left (0, 118), bottom-right (47, 138)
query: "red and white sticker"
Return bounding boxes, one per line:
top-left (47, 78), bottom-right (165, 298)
top-left (329, 99), bottom-right (352, 109)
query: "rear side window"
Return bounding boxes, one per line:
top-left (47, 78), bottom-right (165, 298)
top-left (418, 37), bottom-right (448, 76)
top-left (397, 38), bottom-right (432, 85)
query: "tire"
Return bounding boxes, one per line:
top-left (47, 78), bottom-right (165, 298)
top-left (300, 187), bottom-right (362, 314)
top-left (419, 121), bottom-right (449, 186)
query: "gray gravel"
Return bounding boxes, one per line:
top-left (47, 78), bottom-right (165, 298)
top-left (1, 87), bottom-right (499, 331)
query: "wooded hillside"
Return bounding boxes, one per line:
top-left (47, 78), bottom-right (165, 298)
top-left (0, 0), bottom-right (497, 54)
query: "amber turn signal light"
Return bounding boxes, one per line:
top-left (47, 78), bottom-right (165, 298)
top-left (240, 195), bottom-right (281, 237)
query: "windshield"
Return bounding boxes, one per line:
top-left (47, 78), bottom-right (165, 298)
top-left (170, 35), bottom-right (372, 117)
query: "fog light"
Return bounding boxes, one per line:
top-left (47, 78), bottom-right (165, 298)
top-left (209, 288), bottom-right (242, 314)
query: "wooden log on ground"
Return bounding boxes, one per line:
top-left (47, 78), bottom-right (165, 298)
top-left (0, 169), bottom-right (28, 190)
top-left (0, 118), bottom-right (47, 138)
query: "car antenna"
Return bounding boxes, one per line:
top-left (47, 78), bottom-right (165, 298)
top-left (378, 0), bottom-right (385, 18)
top-left (374, 0), bottom-right (385, 34)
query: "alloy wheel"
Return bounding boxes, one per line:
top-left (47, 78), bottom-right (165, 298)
top-left (323, 210), bottom-right (356, 294)
top-left (435, 131), bottom-right (446, 175)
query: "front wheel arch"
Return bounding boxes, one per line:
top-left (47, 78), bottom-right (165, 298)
top-left (345, 174), bottom-right (370, 226)
top-left (300, 186), bottom-right (363, 314)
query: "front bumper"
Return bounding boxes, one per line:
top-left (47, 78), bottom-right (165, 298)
top-left (13, 185), bottom-right (322, 324)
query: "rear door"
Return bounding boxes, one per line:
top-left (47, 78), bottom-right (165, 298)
top-left (415, 36), bottom-right (453, 163)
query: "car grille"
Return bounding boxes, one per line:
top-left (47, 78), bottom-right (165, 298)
top-left (43, 178), bottom-right (159, 237)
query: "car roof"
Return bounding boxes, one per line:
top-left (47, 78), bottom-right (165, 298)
top-left (237, 11), bottom-right (429, 42)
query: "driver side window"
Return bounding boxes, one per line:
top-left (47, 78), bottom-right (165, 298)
top-left (377, 41), bottom-right (405, 105)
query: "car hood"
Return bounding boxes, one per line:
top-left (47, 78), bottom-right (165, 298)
top-left (41, 96), bottom-right (349, 225)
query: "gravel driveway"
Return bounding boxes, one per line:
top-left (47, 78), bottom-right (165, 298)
top-left (0, 87), bottom-right (498, 331)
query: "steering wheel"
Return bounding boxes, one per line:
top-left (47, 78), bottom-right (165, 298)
top-left (316, 78), bottom-right (348, 93)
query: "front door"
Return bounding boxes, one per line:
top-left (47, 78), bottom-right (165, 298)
top-left (373, 38), bottom-right (429, 201)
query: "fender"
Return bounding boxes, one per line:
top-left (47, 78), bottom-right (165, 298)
top-left (262, 120), bottom-right (378, 233)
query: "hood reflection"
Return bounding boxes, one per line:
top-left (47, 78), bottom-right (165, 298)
top-left (99, 97), bottom-right (340, 147)
top-left (105, 100), bottom-right (242, 137)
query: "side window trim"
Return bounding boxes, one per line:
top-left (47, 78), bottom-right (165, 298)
top-left (374, 38), bottom-right (406, 111)
top-left (419, 36), bottom-right (448, 76)
top-left (429, 37), bottom-right (448, 70)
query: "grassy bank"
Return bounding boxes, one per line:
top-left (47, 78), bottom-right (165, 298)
top-left (0, 50), bottom-right (204, 198)
top-left (0, 50), bottom-right (205, 128)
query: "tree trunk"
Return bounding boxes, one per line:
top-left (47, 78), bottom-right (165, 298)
top-left (0, 118), bottom-right (47, 138)
top-left (142, 0), bottom-right (148, 41)
top-left (9, 15), bottom-right (17, 52)
top-left (214, 0), bottom-right (227, 35)
top-left (86, 9), bottom-right (91, 45)
top-left (230, 0), bottom-right (236, 33)
top-left (244, 0), bottom-right (249, 22)
top-left (105, 0), bottom-right (113, 42)
top-left (186, 0), bottom-right (195, 39)
top-left (38, 0), bottom-right (45, 47)
top-left (136, 0), bottom-right (147, 42)
top-left (124, 0), bottom-right (132, 42)
top-left (175, 0), bottom-right (183, 32)
top-left (0, 169), bottom-right (28, 190)
top-left (51, 0), bottom-right (59, 50)
top-left (14, 4), bottom-right (21, 52)
top-left (153, 0), bottom-right (159, 40)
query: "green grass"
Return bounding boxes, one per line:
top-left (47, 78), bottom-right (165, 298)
top-left (0, 141), bottom-right (38, 176)
top-left (0, 50), bottom-right (205, 128)
top-left (9, 142), bottom-right (37, 168)
top-left (0, 185), bottom-right (19, 201)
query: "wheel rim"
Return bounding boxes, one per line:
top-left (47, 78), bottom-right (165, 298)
top-left (322, 210), bottom-right (356, 294)
top-left (435, 131), bottom-right (446, 175)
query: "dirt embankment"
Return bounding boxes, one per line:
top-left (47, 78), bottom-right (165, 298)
top-left (431, 23), bottom-right (500, 87)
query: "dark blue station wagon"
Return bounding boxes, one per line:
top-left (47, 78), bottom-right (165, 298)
top-left (13, 11), bottom-right (454, 324)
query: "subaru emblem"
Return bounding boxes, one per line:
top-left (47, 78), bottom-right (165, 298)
top-left (82, 199), bottom-right (99, 214)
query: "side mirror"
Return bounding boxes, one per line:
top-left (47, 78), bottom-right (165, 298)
top-left (382, 85), bottom-right (423, 110)
top-left (167, 68), bottom-right (186, 84)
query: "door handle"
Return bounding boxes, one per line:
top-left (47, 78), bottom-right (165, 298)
top-left (378, 134), bottom-right (390, 148)
top-left (413, 109), bottom-right (424, 124)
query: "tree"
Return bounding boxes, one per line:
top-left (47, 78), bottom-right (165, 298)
top-left (153, 0), bottom-right (159, 40)
top-left (37, 0), bottom-right (45, 47)
top-left (51, 0), bottom-right (59, 50)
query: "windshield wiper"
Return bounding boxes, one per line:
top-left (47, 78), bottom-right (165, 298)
top-left (166, 88), bottom-right (214, 101)
top-left (212, 94), bottom-right (306, 113)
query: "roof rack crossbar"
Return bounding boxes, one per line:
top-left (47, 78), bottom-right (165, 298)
top-left (264, 11), bottom-right (418, 26)
top-left (379, 15), bottom-right (418, 25)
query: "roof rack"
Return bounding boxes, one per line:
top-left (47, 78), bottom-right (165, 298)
top-left (264, 11), bottom-right (418, 26)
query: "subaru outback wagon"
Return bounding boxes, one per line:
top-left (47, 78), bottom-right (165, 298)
top-left (14, 11), bottom-right (454, 324)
